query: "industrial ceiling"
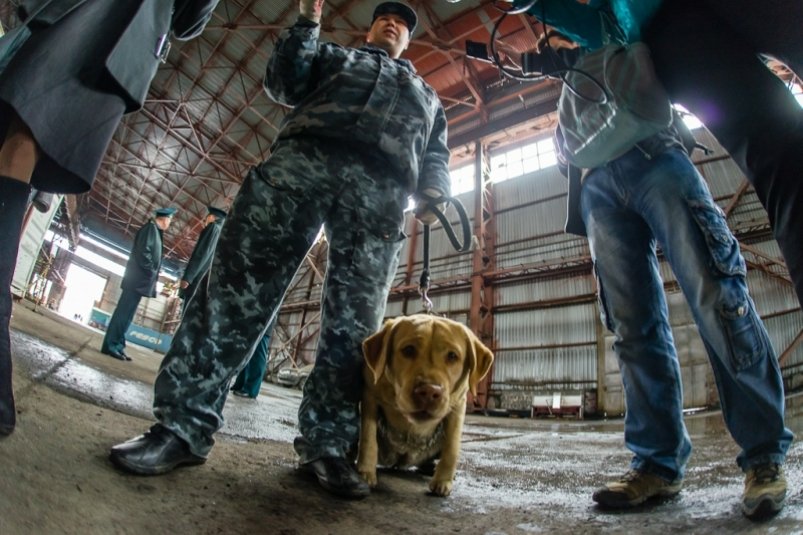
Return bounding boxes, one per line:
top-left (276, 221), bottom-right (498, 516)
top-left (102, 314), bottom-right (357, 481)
top-left (2, 0), bottom-right (563, 269)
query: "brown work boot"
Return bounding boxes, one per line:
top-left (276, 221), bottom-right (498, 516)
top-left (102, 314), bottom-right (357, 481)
top-left (592, 469), bottom-right (682, 508)
top-left (742, 463), bottom-right (786, 520)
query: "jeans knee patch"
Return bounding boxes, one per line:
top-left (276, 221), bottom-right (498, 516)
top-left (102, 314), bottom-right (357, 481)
top-left (688, 199), bottom-right (746, 277)
top-left (594, 264), bottom-right (615, 333)
top-left (719, 299), bottom-right (765, 371)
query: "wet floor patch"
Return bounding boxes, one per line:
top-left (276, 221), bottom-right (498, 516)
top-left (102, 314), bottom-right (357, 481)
top-left (10, 329), bottom-right (803, 533)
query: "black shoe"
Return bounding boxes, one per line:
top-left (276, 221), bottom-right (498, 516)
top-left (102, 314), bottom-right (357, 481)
top-left (101, 349), bottom-right (128, 361)
top-left (0, 407), bottom-right (13, 436)
top-left (0, 394), bottom-right (14, 437)
top-left (109, 424), bottom-right (206, 475)
top-left (231, 390), bottom-right (255, 399)
top-left (119, 351), bottom-right (132, 361)
top-left (299, 457), bottom-right (370, 499)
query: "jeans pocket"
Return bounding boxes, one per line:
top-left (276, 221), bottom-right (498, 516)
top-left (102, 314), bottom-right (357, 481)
top-left (688, 199), bottom-right (746, 277)
top-left (719, 299), bottom-right (765, 371)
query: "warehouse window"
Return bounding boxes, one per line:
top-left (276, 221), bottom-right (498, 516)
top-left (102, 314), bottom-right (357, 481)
top-left (675, 104), bottom-right (704, 130)
top-left (490, 137), bottom-right (557, 182)
top-left (794, 83), bottom-right (803, 107)
top-left (450, 163), bottom-right (475, 195)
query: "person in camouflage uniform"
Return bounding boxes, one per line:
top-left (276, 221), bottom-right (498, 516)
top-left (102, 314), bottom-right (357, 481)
top-left (109, 0), bottom-right (451, 499)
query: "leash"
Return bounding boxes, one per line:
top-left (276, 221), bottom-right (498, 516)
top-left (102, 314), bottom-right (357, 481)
top-left (418, 194), bottom-right (472, 313)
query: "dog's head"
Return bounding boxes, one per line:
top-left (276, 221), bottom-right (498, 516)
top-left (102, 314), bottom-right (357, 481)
top-left (362, 315), bottom-right (494, 424)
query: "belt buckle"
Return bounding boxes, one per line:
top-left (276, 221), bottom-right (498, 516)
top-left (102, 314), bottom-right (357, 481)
top-left (154, 34), bottom-right (171, 63)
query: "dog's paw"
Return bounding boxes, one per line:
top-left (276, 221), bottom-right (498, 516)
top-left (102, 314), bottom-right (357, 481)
top-left (428, 478), bottom-right (453, 497)
top-left (358, 469), bottom-right (378, 487)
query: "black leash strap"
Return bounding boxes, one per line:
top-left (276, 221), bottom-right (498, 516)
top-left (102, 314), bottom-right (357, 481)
top-left (418, 195), bottom-right (472, 313)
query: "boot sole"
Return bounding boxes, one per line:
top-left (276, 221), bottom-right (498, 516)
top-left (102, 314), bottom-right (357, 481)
top-left (109, 451), bottom-right (206, 476)
top-left (298, 463), bottom-right (370, 500)
top-left (742, 493), bottom-right (785, 520)
top-left (593, 487), bottom-right (682, 508)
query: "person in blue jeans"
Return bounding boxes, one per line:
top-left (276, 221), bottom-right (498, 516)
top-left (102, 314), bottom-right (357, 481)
top-left (541, 29), bottom-right (793, 518)
top-left (576, 133), bottom-right (792, 518)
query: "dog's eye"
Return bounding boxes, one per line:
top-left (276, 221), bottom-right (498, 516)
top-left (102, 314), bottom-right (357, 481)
top-left (401, 345), bottom-right (417, 358)
top-left (446, 351), bottom-right (460, 363)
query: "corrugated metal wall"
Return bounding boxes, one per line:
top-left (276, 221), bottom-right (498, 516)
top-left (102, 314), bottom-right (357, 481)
top-left (270, 126), bottom-right (803, 415)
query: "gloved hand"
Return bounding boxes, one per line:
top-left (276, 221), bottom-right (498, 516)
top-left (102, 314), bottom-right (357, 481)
top-left (299, 0), bottom-right (325, 23)
top-left (414, 188), bottom-right (446, 226)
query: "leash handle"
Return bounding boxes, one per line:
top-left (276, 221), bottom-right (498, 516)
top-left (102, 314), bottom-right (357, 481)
top-left (420, 194), bottom-right (472, 253)
top-left (417, 194), bottom-right (472, 313)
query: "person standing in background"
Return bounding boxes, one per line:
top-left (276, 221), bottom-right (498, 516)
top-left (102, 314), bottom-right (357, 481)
top-left (231, 319), bottom-right (276, 400)
top-left (178, 205), bottom-right (227, 310)
top-left (101, 207), bottom-right (176, 361)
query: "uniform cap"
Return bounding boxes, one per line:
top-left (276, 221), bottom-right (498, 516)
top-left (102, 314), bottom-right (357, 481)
top-left (207, 205), bottom-right (228, 219)
top-left (154, 207), bottom-right (177, 217)
top-left (372, 2), bottom-right (417, 34)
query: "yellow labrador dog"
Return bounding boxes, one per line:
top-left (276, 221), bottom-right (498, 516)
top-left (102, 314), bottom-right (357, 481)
top-left (357, 315), bottom-right (494, 496)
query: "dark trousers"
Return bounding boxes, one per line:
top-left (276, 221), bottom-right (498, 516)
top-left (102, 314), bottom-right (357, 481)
top-left (102, 289), bottom-right (142, 354)
top-left (0, 177), bottom-right (32, 433)
top-left (643, 0), bottom-right (803, 307)
top-left (231, 333), bottom-right (271, 398)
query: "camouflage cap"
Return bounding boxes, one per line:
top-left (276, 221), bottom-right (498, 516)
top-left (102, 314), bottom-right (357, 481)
top-left (372, 2), bottom-right (417, 34)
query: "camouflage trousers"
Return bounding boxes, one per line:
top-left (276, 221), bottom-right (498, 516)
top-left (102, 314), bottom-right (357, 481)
top-left (153, 138), bottom-right (408, 460)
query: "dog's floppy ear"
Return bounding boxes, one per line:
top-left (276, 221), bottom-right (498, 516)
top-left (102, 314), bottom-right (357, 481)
top-left (362, 317), bottom-right (400, 384)
top-left (464, 327), bottom-right (494, 397)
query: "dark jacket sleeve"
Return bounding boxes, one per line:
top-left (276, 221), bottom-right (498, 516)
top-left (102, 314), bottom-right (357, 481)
top-left (264, 17), bottom-right (322, 107)
top-left (181, 222), bottom-right (222, 284)
top-left (418, 103), bottom-right (452, 197)
top-left (131, 222), bottom-right (161, 276)
top-left (171, 0), bottom-right (220, 40)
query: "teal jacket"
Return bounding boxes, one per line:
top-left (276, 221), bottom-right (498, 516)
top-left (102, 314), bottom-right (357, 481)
top-left (513, 0), bottom-right (662, 49)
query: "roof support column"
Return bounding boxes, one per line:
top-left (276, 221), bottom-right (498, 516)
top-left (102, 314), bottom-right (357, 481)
top-left (469, 141), bottom-right (495, 410)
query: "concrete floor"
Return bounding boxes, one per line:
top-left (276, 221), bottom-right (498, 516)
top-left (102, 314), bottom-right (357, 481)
top-left (1, 299), bottom-right (802, 535)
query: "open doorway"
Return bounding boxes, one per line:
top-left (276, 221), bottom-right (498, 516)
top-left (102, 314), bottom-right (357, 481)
top-left (60, 264), bottom-right (107, 325)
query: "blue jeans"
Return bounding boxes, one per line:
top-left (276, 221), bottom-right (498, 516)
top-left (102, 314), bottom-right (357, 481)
top-left (580, 146), bottom-right (793, 481)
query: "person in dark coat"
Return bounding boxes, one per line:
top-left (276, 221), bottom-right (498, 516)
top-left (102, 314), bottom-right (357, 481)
top-left (178, 206), bottom-right (227, 310)
top-left (0, 0), bottom-right (218, 436)
top-left (101, 207), bottom-right (176, 361)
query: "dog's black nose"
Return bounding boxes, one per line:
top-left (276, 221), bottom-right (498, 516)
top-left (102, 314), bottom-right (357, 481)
top-left (413, 384), bottom-right (444, 407)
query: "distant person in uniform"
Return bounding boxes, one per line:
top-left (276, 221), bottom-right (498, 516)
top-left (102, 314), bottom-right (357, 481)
top-left (101, 207), bottom-right (176, 361)
top-left (178, 205), bottom-right (227, 311)
top-left (231, 319), bottom-right (276, 400)
top-left (109, 0), bottom-right (451, 500)
top-left (0, 0), bottom-right (219, 437)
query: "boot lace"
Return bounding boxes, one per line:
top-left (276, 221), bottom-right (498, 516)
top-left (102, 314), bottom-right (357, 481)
top-left (753, 464), bottom-right (780, 483)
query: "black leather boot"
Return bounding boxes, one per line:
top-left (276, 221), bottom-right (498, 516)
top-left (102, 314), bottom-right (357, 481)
top-left (109, 424), bottom-right (206, 475)
top-left (0, 176), bottom-right (32, 436)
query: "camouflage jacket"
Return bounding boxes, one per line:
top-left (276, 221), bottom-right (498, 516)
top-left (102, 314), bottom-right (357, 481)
top-left (265, 17), bottom-right (451, 196)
